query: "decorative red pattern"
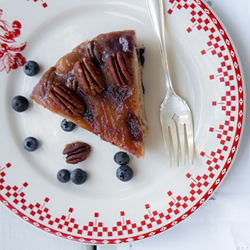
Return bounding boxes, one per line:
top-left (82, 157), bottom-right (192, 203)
top-left (0, 0), bottom-right (244, 245)
top-left (0, 164), bottom-right (175, 240)
top-left (165, 0), bottom-right (243, 215)
top-left (0, 162), bottom-right (220, 242)
top-left (0, 9), bottom-right (27, 73)
top-left (28, 0), bottom-right (48, 8)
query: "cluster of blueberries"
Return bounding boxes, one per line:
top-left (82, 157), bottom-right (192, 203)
top-left (12, 60), bottom-right (134, 185)
top-left (57, 168), bottom-right (87, 185)
top-left (57, 151), bottom-right (134, 185)
top-left (114, 151), bottom-right (134, 182)
top-left (57, 120), bottom-right (89, 185)
top-left (11, 61), bottom-right (40, 152)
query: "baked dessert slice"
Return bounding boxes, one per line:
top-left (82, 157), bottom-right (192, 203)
top-left (30, 30), bottom-right (149, 158)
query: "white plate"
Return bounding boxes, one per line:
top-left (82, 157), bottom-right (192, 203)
top-left (0, 0), bottom-right (245, 245)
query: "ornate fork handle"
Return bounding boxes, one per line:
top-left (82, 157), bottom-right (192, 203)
top-left (147, 0), bottom-right (174, 97)
top-left (147, 0), bottom-right (195, 166)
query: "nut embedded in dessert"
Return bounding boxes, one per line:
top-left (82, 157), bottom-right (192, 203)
top-left (47, 83), bottom-right (85, 118)
top-left (74, 57), bottom-right (105, 96)
top-left (107, 51), bottom-right (133, 88)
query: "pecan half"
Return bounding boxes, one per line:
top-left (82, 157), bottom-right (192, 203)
top-left (47, 83), bottom-right (85, 118)
top-left (74, 57), bottom-right (105, 96)
top-left (107, 51), bottom-right (133, 88)
top-left (63, 141), bottom-right (91, 164)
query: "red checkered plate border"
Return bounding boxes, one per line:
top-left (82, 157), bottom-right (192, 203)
top-left (0, 0), bottom-right (245, 245)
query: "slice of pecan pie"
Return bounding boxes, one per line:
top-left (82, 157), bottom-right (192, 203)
top-left (30, 30), bottom-right (149, 158)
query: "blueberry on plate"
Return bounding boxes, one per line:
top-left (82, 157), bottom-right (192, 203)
top-left (57, 169), bottom-right (71, 183)
top-left (23, 137), bottom-right (39, 152)
top-left (116, 165), bottom-right (133, 182)
top-left (11, 95), bottom-right (29, 112)
top-left (71, 168), bottom-right (87, 185)
top-left (114, 151), bottom-right (130, 165)
top-left (23, 60), bottom-right (40, 76)
top-left (61, 119), bottom-right (76, 132)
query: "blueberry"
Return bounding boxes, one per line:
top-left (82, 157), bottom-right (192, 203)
top-left (116, 165), bottom-right (133, 182)
top-left (71, 168), bottom-right (87, 185)
top-left (114, 151), bottom-right (130, 165)
top-left (23, 60), bottom-right (40, 76)
top-left (11, 95), bottom-right (29, 112)
top-left (23, 137), bottom-right (39, 152)
top-left (57, 169), bottom-right (71, 183)
top-left (61, 119), bottom-right (76, 132)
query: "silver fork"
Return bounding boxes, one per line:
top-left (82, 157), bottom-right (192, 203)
top-left (146, 0), bottom-right (194, 166)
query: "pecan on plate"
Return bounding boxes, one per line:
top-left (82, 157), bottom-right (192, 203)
top-left (74, 57), bottom-right (105, 96)
top-left (63, 141), bottom-right (91, 164)
top-left (107, 51), bottom-right (133, 88)
top-left (47, 83), bottom-right (85, 118)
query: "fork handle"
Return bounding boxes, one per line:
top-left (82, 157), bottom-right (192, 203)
top-left (146, 0), bottom-right (174, 95)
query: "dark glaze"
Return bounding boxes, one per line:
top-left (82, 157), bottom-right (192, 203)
top-left (30, 30), bottom-right (143, 157)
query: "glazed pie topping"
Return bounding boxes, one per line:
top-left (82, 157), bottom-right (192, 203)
top-left (30, 30), bottom-right (148, 158)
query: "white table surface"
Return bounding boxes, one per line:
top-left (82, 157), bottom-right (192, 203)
top-left (1, 0), bottom-right (250, 250)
